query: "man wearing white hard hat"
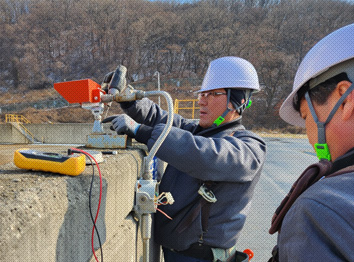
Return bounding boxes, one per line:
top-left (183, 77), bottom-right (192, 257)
top-left (103, 57), bottom-right (266, 261)
top-left (269, 23), bottom-right (354, 261)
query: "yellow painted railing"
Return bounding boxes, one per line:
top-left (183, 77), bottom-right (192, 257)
top-left (5, 114), bottom-right (36, 142)
top-left (174, 99), bottom-right (199, 119)
top-left (5, 114), bottom-right (31, 124)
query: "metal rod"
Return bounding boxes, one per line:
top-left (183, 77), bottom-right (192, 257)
top-left (142, 214), bottom-right (152, 262)
top-left (153, 71), bottom-right (161, 106)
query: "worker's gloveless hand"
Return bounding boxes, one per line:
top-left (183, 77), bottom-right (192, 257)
top-left (102, 114), bottom-right (141, 138)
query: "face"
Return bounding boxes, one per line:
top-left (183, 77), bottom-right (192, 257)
top-left (197, 88), bottom-right (238, 128)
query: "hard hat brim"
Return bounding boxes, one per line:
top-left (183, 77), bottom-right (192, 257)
top-left (280, 58), bottom-right (354, 128)
top-left (280, 23), bottom-right (354, 127)
top-left (279, 91), bottom-right (306, 128)
top-left (195, 86), bottom-right (261, 93)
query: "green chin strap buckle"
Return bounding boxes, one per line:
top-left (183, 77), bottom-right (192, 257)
top-left (213, 116), bottom-right (225, 127)
top-left (314, 143), bottom-right (331, 161)
top-left (246, 99), bottom-right (252, 109)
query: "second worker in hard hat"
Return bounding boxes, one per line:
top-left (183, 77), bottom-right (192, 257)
top-left (268, 23), bottom-right (354, 261)
top-left (103, 56), bottom-right (266, 262)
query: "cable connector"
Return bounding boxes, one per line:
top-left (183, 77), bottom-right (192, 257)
top-left (68, 148), bottom-right (82, 155)
top-left (164, 192), bottom-right (175, 205)
top-left (155, 192), bottom-right (174, 205)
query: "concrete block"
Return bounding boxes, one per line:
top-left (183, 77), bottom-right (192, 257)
top-left (0, 145), bottom-right (160, 262)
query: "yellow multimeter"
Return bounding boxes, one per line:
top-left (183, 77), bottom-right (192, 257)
top-left (14, 149), bottom-right (86, 176)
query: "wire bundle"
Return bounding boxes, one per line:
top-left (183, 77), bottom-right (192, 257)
top-left (155, 192), bottom-right (175, 220)
top-left (70, 148), bottom-right (103, 262)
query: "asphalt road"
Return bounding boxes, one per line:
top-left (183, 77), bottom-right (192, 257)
top-left (237, 137), bottom-right (317, 261)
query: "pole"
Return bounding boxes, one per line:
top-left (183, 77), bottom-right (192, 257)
top-left (142, 214), bottom-right (152, 262)
top-left (153, 71), bottom-right (161, 106)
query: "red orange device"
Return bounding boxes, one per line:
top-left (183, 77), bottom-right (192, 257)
top-left (54, 79), bottom-right (103, 104)
top-left (243, 249), bottom-right (254, 260)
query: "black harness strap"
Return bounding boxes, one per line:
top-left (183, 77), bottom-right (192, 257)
top-left (175, 181), bottom-right (216, 234)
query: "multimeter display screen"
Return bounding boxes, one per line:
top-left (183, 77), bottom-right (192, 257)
top-left (19, 150), bottom-right (70, 163)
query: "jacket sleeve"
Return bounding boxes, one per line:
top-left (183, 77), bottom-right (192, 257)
top-left (278, 197), bottom-right (354, 261)
top-left (145, 124), bottom-right (266, 182)
top-left (121, 98), bottom-right (197, 131)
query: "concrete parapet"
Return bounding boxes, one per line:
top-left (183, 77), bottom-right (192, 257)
top-left (23, 123), bottom-right (94, 144)
top-left (0, 145), bottom-right (160, 262)
top-left (0, 123), bottom-right (95, 144)
top-left (0, 123), bottom-right (28, 144)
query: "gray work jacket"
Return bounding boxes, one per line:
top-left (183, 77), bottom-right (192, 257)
top-left (278, 149), bottom-right (354, 261)
top-left (123, 98), bottom-right (267, 251)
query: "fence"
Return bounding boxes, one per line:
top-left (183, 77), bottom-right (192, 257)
top-left (0, 98), bottom-right (69, 114)
top-left (174, 99), bottom-right (199, 119)
top-left (5, 114), bottom-right (39, 143)
top-left (5, 114), bottom-right (32, 123)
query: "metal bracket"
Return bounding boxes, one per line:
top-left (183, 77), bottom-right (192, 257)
top-left (198, 184), bottom-right (217, 203)
top-left (134, 179), bottom-right (158, 215)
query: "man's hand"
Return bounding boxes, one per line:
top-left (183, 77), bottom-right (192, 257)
top-left (102, 114), bottom-right (141, 138)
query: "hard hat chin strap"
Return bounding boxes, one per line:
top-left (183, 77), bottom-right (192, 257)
top-left (238, 89), bottom-right (253, 114)
top-left (305, 82), bottom-right (354, 161)
top-left (229, 89), bottom-right (253, 115)
top-left (212, 89), bottom-right (253, 127)
top-left (213, 89), bottom-right (232, 127)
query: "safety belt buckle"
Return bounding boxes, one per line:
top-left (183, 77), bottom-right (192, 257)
top-left (213, 116), bottom-right (225, 127)
top-left (314, 143), bottom-right (331, 161)
top-left (198, 184), bottom-right (217, 203)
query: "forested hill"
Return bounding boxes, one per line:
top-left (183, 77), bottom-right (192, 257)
top-left (0, 0), bottom-right (353, 128)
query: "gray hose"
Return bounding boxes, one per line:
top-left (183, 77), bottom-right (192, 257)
top-left (142, 90), bottom-right (174, 180)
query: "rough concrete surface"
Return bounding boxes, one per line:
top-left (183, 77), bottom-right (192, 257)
top-left (0, 144), bottom-right (159, 262)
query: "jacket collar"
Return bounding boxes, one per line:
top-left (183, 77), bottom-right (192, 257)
top-left (331, 147), bottom-right (354, 174)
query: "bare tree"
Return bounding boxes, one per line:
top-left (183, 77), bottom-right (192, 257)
top-left (1, 0), bottom-right (354, 127)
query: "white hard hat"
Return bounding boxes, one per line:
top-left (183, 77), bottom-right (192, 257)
top-left (280, 23), bottom-right (354, 127)
top-left (197, 56), bottom-right (260, 93)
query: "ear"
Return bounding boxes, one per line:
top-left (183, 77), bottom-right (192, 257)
top-left (338, 81), bottom-right (354, 121)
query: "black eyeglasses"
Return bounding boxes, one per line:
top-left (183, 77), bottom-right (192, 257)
top-left (197, 91), bottom-right (227, 99)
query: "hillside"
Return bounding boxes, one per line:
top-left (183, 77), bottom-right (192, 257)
top-left (1, 0), bottom-right (353, 129)
top-left (0, 79), bottom-right (199, 124)
top-left (0, 82), bottom-right (305, 135)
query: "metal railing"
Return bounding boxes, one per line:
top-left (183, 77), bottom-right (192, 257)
top-left (5, 114), bottom-right (31, 124)
top-left (5, 114), bottom-right (37, 143)
top-left (174, 99), bottom-right (199, 119)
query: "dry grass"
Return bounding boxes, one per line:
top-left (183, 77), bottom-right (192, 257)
top-left (255, 131), bottom-right (307, 139)
top-left (253, 126), bottom-right (307, 138)
top-left (0, 87), bottom-right (59, 105)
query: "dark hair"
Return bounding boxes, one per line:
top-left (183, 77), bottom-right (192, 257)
top-left (293, 72), bottom-right (350, 111)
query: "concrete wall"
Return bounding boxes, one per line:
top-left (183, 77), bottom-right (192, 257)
top-left (0, 145), bottom-right (161, 262)
top-left (24, 123), bottom-right (94, 144)
top-left (0, 123), bottom-right (99, 144)
top-left (0, 123), bottom-right (28, 144)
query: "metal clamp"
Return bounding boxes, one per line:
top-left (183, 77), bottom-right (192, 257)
top-left (198, 184), bottom-right (217, 203)
top-left (134, 179), bottom-right (159, 215)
